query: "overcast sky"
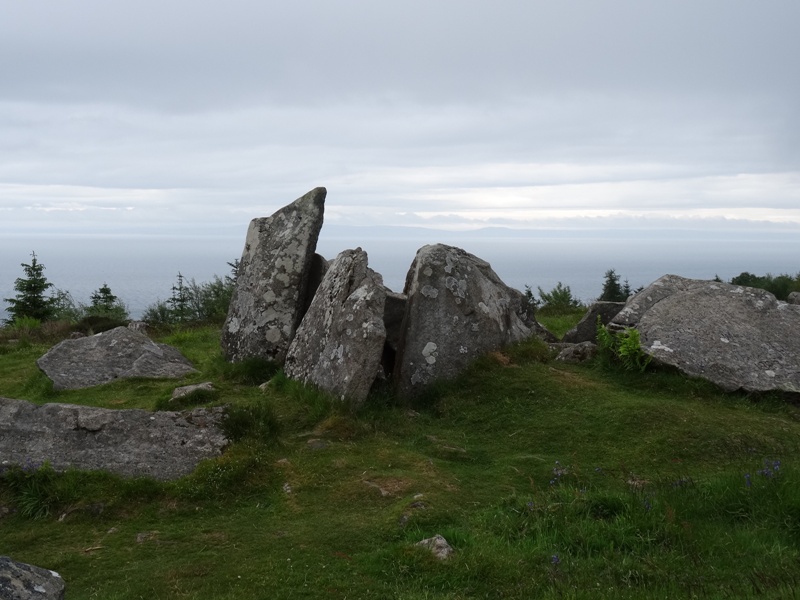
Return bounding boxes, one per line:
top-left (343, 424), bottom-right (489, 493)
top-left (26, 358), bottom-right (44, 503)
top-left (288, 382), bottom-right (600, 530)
top-left (2, 0), bottom-right (799, 239)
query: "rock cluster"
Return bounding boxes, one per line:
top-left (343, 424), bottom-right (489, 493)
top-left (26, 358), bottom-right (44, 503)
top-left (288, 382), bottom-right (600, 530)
top-left (0, 397), bottom-right (228, 480)
top-left (223, 188), bottom-right (549, 404)
top-left (612, 275), bottom-right (800, 394)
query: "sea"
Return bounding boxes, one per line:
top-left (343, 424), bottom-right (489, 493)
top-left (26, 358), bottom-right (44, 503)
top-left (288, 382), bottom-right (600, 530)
top-left (1, 226), bottom-right (799, 321)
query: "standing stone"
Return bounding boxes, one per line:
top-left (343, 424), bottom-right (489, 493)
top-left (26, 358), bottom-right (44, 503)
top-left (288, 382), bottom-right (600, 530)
top-left (394, 244), bottom-right (533, 397)
top-left (612, 275), bottom-right (800, 394)
top-left (284, 248), bottom-right (386, 405)
top-left (0, 557), bottom-right (65, 600)
top-left (221, 187), bottom-right (326, 363)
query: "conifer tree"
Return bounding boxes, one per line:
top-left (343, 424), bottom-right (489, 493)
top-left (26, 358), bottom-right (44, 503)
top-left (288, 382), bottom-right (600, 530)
top-left (599, 268), bottom-right (626, 302)
top-left (3, 252), bottom-right (55, 323)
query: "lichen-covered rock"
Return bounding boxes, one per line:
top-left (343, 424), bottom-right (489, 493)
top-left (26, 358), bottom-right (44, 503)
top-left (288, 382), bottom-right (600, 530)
top-left (284, 248), bottom-right (386, 405)
top-left (394, 244), bottom-right (533, 397)
top-left (0, 557), bottom-right (65, 600)
top-left (36, 326), bottom-right (197, 390)
top-left (415, 534), bottom-right (454, 560)
top-left (221, 187), bottom-right (326, 363)
top-left (0, 398), bottom-right (228, 480)
top-left (612, 275), bottom-right (800, 393)
top-left (562, 301), bottom-right (624, 343)
top-left (555, 341), bottom-right (598, 364)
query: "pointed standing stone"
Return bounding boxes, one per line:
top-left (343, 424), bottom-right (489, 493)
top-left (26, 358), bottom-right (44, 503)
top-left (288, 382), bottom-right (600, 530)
top-left (221, 187), bottom-right (326, 363)
top-left (284, 248), bottom-right (387, 405)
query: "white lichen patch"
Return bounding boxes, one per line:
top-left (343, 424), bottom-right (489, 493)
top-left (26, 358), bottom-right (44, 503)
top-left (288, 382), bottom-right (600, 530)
top-left (421, 285), bottom-right (439, 299)
top-left (650, 340), bottom-right (674, 353)
top-left (422, 342), bottom-right (438, 365)
top-left (765, 370), bottom-right (776, 378)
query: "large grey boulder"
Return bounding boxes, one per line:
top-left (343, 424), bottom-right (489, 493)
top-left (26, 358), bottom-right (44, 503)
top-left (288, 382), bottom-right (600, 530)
top-left (0, 398), bottom-right (228, 480)
top-left (562, 301), bottom-right (624, 343)
top-left (612, 275), bottom-right (800, 393)
top-left (36, 327), bottom-right (196, 390)
top-left (788, 291), bottom-right (800, 305)
top-left (284, 248), bottom-right (386, 404)
top-left (394, 244), bottom-right (533, 397)
top-left (0, 557), bottom-right (65, 600)
top-left (221, 187), bottom-right (326, 363)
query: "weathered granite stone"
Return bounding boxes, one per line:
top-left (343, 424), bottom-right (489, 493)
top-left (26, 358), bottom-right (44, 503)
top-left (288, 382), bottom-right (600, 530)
top-left (415, 534), bottom-right (454, 560)
top-left (394, 244), bottom-right (533, 397)
top-left (285, 248), bottom-right (386, 404)
top-left (221, 187), bottom-right (326, 363)
top-left (171, 381), bottom-right (215, 400)
top-left (555, 341), bottom-right (598, 364)
top-left (788, 291), bottom-right (800, 305)
top-left (562, 301), bottom-right (624, 343)
top-left (0, 557), bottom-right (65, 600)
top-left (36, 327), bottom-right (197, 390)
top-left (0, 398), bottom-right (228, 480)
top-left (612, 275), bottom-right (800, 393)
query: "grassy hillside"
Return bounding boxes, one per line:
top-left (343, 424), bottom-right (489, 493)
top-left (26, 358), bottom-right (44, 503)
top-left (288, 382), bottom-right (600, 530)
top-left (1, 324), bottom-right (799, 599)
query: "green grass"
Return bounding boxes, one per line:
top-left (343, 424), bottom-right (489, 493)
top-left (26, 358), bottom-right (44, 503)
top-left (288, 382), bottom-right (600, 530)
top-left (2, 327), bottom-right (800, 598)
top-left (537, 306), bottom-right (586, 339)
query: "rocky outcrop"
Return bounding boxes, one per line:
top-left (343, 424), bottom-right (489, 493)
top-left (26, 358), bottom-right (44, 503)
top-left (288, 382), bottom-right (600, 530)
top-left (562, 301), bottom-right (624, 343)
top-left (0, 557), bottom-right (65, 600)
top-left (0, 398), bottom-right (228, 480)
top-left (221, 187), bottom-right (326, 363)
top-left (36, 327), bottom-right (197, 390)
top-left (612, 275), bottom-right (800, 393)
top-left (394, 244), bottom-right (534, 397)
top-left (284, 248), bottom-right (386, 404)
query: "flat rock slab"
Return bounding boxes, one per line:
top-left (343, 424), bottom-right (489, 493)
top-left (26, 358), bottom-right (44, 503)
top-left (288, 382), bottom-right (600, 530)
top-left (0, 398), bottom-right (228, 480)
top-left (0, 556), bottom-right (65, 600)
top-left (612, 274), bottom-right (800, 393)
top-left (37, 326), bottom-right (197, 390)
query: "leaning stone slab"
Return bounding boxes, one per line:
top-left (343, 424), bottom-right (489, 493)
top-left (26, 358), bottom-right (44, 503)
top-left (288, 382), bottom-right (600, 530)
top-left (285, 248), bottom-right (386, 405)
top-left (221, 187), bottom-right (326, 364)
top-left (394, 244), bottom-right (533, 397)
top-left (562, 301), bottom-right (624, 343)
top-left (0, 398), bottom-right (228, 480)
top-left (0, 556), bottom-right (65, 600)
top-left (612, 274), bottom-right (800, 394)
top-left (37, 326), bottom-right (197, 390)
